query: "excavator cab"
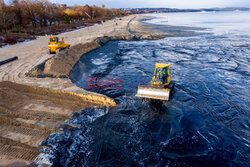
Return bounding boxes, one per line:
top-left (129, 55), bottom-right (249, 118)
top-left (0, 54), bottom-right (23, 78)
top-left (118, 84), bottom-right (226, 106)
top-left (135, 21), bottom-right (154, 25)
top-left (151, 63), bottom-right (171, 87)
top-left (136, 63), bottom-right (173, 101)
top-left (49, 37), bottom-right (58, 43)
top-left (48, 37), bottom-right (70, 54)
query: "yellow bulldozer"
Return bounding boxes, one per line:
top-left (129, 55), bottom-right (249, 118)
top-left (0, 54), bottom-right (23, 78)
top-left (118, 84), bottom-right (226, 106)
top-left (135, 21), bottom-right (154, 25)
top-left (136, 63), bottom-right (174, 101)
top-left (48, 37), bottom-right (70, 54)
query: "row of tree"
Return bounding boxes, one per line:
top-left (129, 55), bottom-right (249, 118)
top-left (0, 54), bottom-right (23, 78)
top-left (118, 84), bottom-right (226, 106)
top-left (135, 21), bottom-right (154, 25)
top-left (0, 0), bottom-right (126, 32)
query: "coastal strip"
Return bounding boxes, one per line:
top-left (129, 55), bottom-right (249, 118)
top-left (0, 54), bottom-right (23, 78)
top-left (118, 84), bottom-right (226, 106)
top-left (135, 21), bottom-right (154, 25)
top-left (0, 14), bottom-right (169, 165)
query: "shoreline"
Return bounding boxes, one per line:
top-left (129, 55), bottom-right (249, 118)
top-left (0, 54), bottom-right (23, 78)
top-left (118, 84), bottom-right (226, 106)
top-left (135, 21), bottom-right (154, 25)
top-left (0, 14), bottom-right (169, 165)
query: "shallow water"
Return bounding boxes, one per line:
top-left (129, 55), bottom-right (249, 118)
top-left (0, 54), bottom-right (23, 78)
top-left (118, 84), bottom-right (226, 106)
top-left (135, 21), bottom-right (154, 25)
top-left (40, 12), bottom-right (250, 166)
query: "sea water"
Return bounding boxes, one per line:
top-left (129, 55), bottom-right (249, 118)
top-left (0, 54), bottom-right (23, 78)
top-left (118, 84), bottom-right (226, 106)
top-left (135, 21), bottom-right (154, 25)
top-left (39, 11), bottom-right (250, 166)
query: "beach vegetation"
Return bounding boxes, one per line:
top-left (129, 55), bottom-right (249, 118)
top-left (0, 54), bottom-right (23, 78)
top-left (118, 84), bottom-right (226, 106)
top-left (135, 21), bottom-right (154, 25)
top-left (0, 0), bottom-right (129, 46)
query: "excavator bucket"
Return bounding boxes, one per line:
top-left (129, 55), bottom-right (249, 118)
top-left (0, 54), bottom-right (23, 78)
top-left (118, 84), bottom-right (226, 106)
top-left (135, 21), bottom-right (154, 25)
top-left (136, 85), bottom-right (170, 101)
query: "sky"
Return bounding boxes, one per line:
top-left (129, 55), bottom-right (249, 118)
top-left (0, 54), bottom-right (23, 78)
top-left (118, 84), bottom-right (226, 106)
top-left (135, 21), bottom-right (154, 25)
top-left (4, 0), bottom-right (250, 8)
top-left (49, 0), bottom-right (250, 8)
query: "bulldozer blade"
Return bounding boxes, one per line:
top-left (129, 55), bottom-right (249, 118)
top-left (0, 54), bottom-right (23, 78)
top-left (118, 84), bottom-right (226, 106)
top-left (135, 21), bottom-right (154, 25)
top-left (136, 86), bottom-right (170, 101)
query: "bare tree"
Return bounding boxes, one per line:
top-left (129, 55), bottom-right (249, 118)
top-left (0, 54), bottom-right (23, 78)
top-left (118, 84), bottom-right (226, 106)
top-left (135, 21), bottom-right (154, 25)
top-left (11, 0), bottom-right (23, 26)
top-left (0, 2), bottom-right (15, 32)
top-left (21, 0), bottom-right (39, 27)
top-left (0, 1), bottom-right (124, 32)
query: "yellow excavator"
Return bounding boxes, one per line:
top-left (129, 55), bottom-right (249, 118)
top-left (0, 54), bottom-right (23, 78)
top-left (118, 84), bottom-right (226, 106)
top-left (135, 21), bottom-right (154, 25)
top-left (48, 37), bottom-right (70, 54)
top-left (136, 63), bottom-right (174, 101)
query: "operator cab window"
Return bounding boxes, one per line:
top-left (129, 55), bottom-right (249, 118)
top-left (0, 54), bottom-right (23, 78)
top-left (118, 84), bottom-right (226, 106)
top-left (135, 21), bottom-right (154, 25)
top-left (162, 68), bottom-right (168, 84)
top-left (155, 67), bottom-right (168, 83)
top-left (50, 38), bottom-right (58, 42)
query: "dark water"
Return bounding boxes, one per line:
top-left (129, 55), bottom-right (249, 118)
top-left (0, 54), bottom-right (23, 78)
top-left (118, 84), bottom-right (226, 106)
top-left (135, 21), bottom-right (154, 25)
top-left (39, 12), bottom-right (250, 166)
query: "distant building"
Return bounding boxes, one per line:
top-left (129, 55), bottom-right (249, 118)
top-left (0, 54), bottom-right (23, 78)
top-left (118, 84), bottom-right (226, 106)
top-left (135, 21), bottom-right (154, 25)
top-left (59, 4), bottom-right (67, 8)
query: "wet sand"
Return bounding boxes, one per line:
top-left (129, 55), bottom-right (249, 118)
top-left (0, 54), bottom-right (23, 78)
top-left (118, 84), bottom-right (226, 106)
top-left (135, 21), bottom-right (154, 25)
top-left (129, 15), bottom-right (206, 37)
